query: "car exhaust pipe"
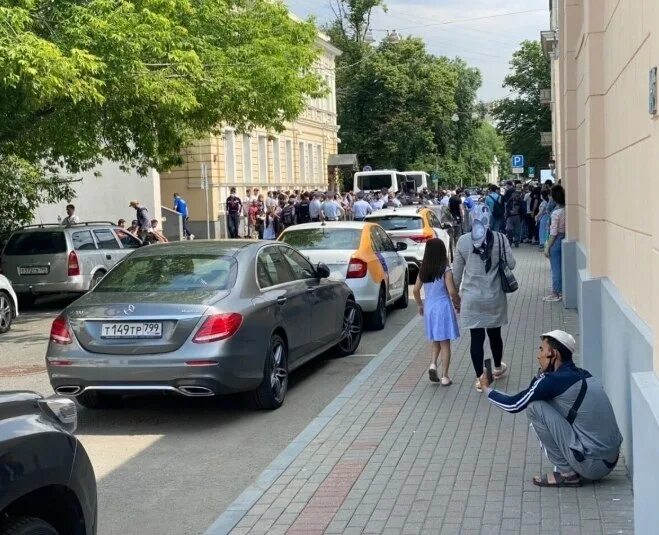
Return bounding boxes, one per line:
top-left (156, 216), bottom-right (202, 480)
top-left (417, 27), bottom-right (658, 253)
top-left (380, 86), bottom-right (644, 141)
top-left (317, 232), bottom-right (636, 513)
top-left (178, 386), bottom-right (215, 397)
top-left (55, 386), bottom-right (82, 396)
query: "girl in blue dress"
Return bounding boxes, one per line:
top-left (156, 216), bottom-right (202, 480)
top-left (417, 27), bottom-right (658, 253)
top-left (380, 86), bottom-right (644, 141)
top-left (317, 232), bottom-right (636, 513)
top-left (413, 238), bottom-right (461, 385)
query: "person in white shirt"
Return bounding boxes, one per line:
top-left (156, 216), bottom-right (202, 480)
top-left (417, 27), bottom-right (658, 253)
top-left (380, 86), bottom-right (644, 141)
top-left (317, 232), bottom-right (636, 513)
top-left (353, 194), bottom-right (373, 221)
top-left (386, 193), bottom-right (402, 208)
top-left (321, 194), bottom-right (345, 221)
top-left (309, 193), bottom-right (323, 221)
top-left (61, 204), bottom-right (80, 227)
top-left (440, 192), bottom-right (450, 207)
top-left (370, 193), bottom-right (384, 211)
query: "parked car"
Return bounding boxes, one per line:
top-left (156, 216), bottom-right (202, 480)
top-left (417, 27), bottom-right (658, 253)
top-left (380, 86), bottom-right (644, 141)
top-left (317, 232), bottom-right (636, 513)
top-left (0, 392), bottom-right (97, 535)
top-left (0, 274), bottom-right (18, 334)
top-left (279, 222), bottom-right (408, 330)
top-left (364, 207), bottom-right (451, 282)
top-left (46, 240), bottom-right (363, 410)
top-left (1, 222), bottom-right (143, 307)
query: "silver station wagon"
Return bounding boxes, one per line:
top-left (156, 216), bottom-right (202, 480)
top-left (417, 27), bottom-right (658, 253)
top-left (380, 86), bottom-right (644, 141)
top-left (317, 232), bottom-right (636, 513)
top-left (46, 240), bottom-right (363, 410)
top-left (1, 223), bottom-right (142, 306)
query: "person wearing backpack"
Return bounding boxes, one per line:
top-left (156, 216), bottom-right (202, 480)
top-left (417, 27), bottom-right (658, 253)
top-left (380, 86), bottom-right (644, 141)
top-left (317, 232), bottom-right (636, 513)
top-left (485, 184), bottom-right (504, 232)
top-left (280, 198), bottom-right (297, 229)
top-left (225, 187), bottom-right (242, 239)
top-left (505, 184), bottom-right (526, 247)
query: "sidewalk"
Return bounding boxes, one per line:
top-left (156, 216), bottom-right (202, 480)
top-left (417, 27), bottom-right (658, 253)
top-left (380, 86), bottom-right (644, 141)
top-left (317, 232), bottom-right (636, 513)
top-left (208, 247), bottom-right (634, 535)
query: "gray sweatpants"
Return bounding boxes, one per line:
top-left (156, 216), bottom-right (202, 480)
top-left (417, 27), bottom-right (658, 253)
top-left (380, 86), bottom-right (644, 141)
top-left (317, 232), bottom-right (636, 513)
top-left (527, 401), bottom-right (617, 480)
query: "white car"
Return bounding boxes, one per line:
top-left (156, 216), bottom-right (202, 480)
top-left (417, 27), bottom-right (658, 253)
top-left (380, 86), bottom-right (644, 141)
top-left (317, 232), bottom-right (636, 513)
top-left (364, 206), bottom-right (451, 283)
top-left (279, 222), bottom-right (408, 330)
top-left (0, 274), bottom-right (18, 334)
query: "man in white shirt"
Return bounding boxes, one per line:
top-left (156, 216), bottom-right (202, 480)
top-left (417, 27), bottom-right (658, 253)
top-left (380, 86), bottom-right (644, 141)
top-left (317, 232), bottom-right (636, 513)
top-left (440, 191), bottom-right (450, 207)
top-left (353, 194), bottom-right (373, 221)
top-left (309, 193), bottom-right (323, 222)
top-left (370, 193), bottom-right (384, 211)
top-left (62, 204), bottom-right (80, 227)
top-left (386, 192), bottom-right (402, 208)
top-left (321, 194), bottom-right (345, 221)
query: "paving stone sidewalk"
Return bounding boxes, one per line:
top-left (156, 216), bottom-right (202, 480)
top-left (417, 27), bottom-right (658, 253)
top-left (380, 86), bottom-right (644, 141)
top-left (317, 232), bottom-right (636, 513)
top-left (210, 247), bottom-right (634, 535)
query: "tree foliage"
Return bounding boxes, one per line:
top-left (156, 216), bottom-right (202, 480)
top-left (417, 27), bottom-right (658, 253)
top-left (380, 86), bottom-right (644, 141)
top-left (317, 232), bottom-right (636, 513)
top-left (0, 0), bottom-right (323, 240)
top-left (493, 40), bottom-right (551, 172)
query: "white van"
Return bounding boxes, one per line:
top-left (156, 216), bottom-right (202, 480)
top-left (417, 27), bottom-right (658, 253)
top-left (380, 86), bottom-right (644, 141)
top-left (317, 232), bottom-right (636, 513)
top-left (403, 171), bottom-right (429, 192)
top-left (353, 170), bottom-right (410, 194)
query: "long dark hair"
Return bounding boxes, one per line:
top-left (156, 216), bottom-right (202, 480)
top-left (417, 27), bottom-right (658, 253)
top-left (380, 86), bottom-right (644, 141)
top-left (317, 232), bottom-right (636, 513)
top-left (419, 238), bottom-right (449, 283)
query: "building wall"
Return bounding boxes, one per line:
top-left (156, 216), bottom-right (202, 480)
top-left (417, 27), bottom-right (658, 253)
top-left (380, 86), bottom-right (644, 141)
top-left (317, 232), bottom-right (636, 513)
top-left (34, 161), bottom-right (162, 226)
top-left (553, 0), bottom-right (659, 528)
top-left (160, 35), bottom-right (341, 235)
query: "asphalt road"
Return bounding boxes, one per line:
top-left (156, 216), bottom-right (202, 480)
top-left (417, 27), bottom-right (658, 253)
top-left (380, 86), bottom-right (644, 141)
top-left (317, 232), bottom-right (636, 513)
top-left (0, 292), bottom-right (416, 535)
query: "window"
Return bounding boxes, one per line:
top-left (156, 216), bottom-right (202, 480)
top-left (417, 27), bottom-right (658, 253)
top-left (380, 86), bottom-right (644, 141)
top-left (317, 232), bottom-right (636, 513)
top-left (280, 228), bottom-right (362, 251)
top-left (285, 140), bottom-right (293, 181)
top-left (315, 145), bottom-right (323, 182)
top-left (115, 230), bottom-right (141, 249)
top-left (243, 134), bottom-right (252, 183)
top-left (307, 143), bottom-right (313, 183)
top-left (224, 130), bottom-right (236, 182)
top-left (427, 212), bottom-right (442, 228)
top-left (375, 227), bottom-right (396, 251)
top-left (93, 229), bottom-right (121, 249)
top-left (257, 248), bottom-right (293, 288)
top-left (370, 228), bottom-right (385, 252)
top-left (366, 216), bottom-right (423, 231)
top-left (280, 247), bottom-right (316, 280)
top-left (258, 136), bottom-right (268, 183)
top-left (298, 142), bottom-right (306, 183)
top-left (272, 138), bottom-right (281, 181)
top-left (71, 231), bottom-right (96, 251)
top-left (4, 231), bottom-right (66, 255)
top-left (95, 254), bottom-right (238, 293)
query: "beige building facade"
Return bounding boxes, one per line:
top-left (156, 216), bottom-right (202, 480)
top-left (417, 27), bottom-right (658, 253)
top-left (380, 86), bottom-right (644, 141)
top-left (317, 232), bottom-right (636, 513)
top-left (160, 33), bottom-right (341, 237)
top-left (547, 0), bottom-right (659, 529)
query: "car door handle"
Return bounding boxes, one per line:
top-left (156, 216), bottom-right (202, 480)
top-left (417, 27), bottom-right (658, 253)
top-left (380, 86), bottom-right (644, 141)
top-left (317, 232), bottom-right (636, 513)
top-left (106, 254), bottom-right (112, 260)
top-left (276, 297), bottom-right (287, 305)
top-left (306, 287), bottom-right (315, 293)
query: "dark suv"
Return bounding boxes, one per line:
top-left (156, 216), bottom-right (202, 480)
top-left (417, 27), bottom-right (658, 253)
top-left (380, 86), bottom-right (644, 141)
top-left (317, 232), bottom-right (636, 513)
top-left (0, 392), bottom-right (97, 535)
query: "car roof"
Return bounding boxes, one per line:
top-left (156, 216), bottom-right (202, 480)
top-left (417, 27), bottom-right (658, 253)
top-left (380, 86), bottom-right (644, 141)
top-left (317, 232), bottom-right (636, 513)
top-left (365, 207), bottom-right (423, 217)
top-left (281, 222), bottom-right (370, 231)
top-left (127, 239), bottom-right (256, 259)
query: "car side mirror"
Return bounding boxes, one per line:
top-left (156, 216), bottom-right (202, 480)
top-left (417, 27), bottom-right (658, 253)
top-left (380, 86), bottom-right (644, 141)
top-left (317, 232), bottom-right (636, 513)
top-left (316, 262), bottom-right (331, 279)
top-left (395, 242), bottom-right (407, 252)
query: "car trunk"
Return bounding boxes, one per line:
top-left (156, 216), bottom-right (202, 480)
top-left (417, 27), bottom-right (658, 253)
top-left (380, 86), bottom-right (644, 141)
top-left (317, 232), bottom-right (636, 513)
top-left (67, 290), bottom-right (227, 355)
top-left (2, 231), bottom-right (70, 285)
top-left (298, 250), bottom-right (353, 280)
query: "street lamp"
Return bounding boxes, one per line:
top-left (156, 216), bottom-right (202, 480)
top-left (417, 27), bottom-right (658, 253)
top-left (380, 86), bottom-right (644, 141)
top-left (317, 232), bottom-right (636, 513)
top-left (364, 29), bottom-right (376, 44)
top-left (387, 30), bottom-right (401, 43)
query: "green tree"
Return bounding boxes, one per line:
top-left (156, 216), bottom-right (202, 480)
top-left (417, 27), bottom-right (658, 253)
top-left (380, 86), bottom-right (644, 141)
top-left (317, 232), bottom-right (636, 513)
top-left (493, 40), bottom-right (551, 172)
top-left (0, 0), bottom-right (322, 240)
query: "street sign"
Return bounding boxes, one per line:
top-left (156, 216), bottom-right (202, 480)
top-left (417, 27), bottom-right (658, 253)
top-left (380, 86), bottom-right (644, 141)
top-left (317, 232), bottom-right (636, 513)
top-left (528, 166), bottom-right (536, 178)
top-left (511, 155), bottom-right (524, 175)
top-left (363, 165), bottom-right (373, 172)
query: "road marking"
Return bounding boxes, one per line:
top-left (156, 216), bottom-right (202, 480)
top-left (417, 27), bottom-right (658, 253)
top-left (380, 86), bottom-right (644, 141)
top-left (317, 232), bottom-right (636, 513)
top-left (205, 314), bottom-right (422, 535)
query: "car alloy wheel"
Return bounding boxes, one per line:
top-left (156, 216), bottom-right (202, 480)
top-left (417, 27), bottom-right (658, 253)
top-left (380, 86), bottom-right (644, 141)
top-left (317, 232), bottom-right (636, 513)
top-left (0, 292), bottom-right (13, 334)
top-left (90, 270), bottom-right (105, 290)
top-left (336, 300), bottom-right (363, 356)
top-left (270, 342), bottom-right (288, 404)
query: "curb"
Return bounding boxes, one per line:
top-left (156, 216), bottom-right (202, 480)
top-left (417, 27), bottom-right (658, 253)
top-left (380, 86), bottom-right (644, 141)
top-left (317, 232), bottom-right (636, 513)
top-left (204, 314), bottom-right (422, 535)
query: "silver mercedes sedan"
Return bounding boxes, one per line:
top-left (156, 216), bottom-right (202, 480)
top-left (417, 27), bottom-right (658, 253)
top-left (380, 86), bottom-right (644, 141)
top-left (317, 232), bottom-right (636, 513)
top-left (46, 240), bottom-right (363, 410)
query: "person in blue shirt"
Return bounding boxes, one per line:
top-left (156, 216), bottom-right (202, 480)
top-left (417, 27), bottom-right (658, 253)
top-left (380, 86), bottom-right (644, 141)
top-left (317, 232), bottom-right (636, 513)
top-left (173, 193), bottom-right (191, 239)
top-left (484, 184), bottom-right (504, 232)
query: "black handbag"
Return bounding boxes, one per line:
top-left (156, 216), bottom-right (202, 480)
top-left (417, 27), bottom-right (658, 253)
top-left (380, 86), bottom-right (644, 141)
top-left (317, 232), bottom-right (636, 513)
top-left (497, 232), bottom-right (518, 293)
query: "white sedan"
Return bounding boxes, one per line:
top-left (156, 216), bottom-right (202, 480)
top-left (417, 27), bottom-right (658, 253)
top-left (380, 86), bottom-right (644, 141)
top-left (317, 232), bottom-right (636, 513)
top-left (0, 274), bottom-right (18, 334)
top-left (279, 222), bottom-right (409, 330)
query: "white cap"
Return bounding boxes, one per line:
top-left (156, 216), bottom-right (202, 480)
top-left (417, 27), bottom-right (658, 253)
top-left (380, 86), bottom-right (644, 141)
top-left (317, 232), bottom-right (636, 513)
top-left (541, 330), bottom-right (576, 354)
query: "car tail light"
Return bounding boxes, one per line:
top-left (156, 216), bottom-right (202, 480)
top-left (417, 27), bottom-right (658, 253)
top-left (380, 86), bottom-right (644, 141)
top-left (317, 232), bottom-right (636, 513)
top-left (409, 234), bottom-right (433, 244)
top-left (192, 313), bottom-right (242, 344)
top-left (347, 258), bottom-right (368, 279)
top-left (67, 251), bottom-right (80, 276)
top-left (50, 315), bottom-right (72, 345)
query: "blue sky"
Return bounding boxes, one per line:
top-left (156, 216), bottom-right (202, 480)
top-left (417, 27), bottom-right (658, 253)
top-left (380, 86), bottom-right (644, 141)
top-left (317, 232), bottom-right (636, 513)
top-left (284, 0), bottom-right (549, 101)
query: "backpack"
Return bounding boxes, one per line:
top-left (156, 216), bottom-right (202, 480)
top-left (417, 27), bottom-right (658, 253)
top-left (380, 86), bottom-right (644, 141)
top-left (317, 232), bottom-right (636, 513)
top-left (488, 194), bottom-right (504, 218)
top-left (227, 196), bottom-right (241, 214)
top-left (297, 201), bottom-right (311, 223)
top-left (281, 205), bottom-right (295, 227)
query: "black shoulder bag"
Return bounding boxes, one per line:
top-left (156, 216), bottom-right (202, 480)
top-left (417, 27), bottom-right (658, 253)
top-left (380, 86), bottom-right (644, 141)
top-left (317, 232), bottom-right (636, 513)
top-left (497, 232), bottom-right (518, 293)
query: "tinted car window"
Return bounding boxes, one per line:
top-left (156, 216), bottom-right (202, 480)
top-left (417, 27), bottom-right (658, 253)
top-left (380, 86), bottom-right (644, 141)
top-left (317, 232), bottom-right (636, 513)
top-left (93, 229), bottom-right (121, 249)
top-left (257, 248), bottom-right (294, 288)
top-left (115, 229), bottom-right (141, 249)
top-left (280, 228), bottom-right (361, 250)
top-left (375, 227), bottom-right (396, 251)
top-left (366, 216), bottom-right (423, 231)
top-left (94, 254), bottom-right (237, 292)
top-left (71, 231), bottom-right (97, 251)
top-left (4, 231), bottom-right (67, 255)
top-left (281, 248), bottom-right (316, 280)
top-left (370, 228), bottom-right (384, 252)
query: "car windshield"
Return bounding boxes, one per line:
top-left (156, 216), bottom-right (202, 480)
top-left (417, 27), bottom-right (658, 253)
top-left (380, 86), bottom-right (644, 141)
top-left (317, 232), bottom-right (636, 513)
top-left (358, 174), bottom-right (393, 190)
top-left (366, 216), bottom-right (423, 231)
top-left (406, 174), bottom-right (424, 187)
top-left (94, 254), bottom-right (238, 292)
top-left (4, 231), bottom-right (67, 255)
top-left (280, 228), bottom-right (362, 250)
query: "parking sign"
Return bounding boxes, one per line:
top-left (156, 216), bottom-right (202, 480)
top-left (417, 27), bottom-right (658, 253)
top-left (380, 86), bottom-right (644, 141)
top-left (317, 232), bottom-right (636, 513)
top-left (512, 155), bottom-right (524, 174)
